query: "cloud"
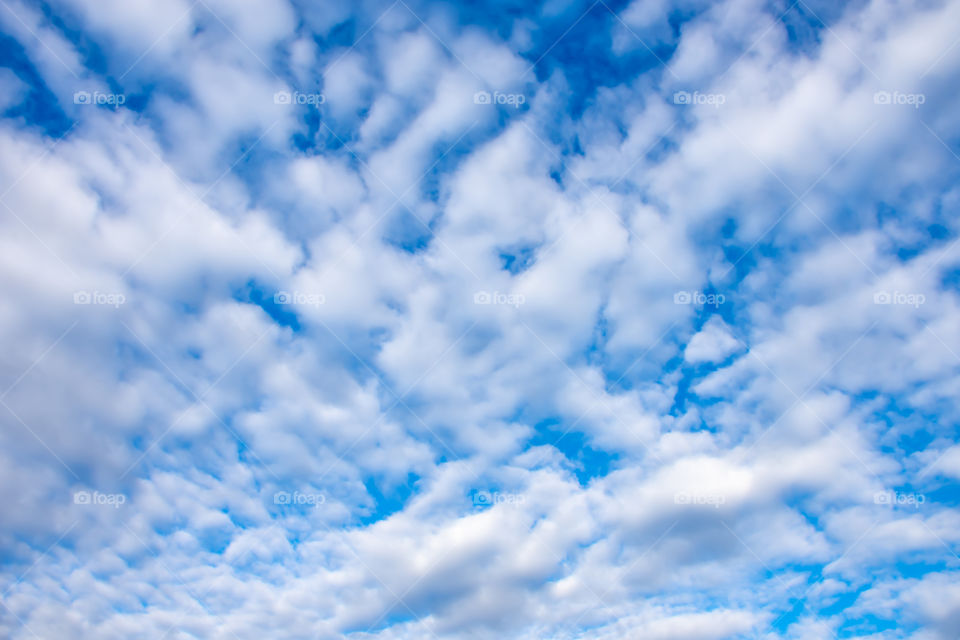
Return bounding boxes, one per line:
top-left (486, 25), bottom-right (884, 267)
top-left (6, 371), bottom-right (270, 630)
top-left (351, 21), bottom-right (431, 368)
top-left (684, 317), bottom-right (740, 364)
top-left (0, 0), bottom-right (958, 638)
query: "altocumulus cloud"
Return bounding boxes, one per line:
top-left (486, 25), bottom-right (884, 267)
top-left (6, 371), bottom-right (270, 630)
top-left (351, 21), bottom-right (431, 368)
top-left (0, 0), bottom-right (959, 638)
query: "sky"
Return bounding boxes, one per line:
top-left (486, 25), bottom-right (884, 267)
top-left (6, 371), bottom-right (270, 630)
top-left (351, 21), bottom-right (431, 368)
top-left (0, 0), bottom-right (959, 638)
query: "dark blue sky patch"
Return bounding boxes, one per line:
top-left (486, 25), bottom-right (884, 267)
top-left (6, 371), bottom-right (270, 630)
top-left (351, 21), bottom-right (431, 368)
top-left (237, 281), bottom-right (301, 331)
top-left (0, 32), bottom-right (72, 136)
top-left (530, 418), bottom-right (617, 485)
top-left (498, 243), bottom-right (538, 274)
top-left (357, 472), bottom-right (421, 526)
top-left (382, 206), bottom-right (435, 254)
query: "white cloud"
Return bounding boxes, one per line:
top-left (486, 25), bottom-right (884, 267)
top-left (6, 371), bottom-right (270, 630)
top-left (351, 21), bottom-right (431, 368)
top-left (684, 317), bottom-right (740, 363)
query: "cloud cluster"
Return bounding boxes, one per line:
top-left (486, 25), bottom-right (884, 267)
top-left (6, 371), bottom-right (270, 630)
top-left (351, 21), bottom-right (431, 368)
top-left (0, 0), bottom-right (958, 638)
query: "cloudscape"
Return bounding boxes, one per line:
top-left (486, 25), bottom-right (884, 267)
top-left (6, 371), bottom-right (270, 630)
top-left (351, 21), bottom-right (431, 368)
top-left (1, 0), bottom-right (959, 638)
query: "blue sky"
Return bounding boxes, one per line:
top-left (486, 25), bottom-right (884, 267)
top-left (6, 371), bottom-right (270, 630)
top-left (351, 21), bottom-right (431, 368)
top-left (0, 0), bottom-right (959, 638)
